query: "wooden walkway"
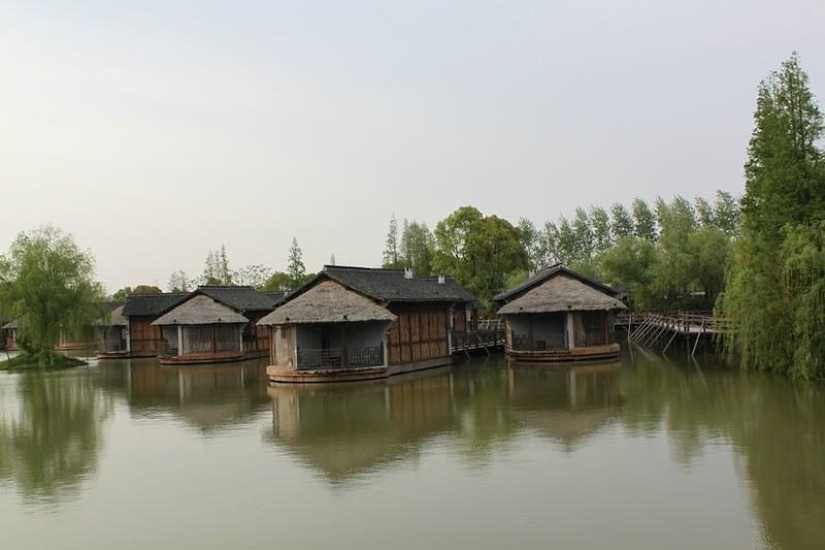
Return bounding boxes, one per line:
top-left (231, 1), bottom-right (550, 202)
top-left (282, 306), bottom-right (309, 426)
top-left (451, 320), bottom-right (506, 356)
top-left (615, 313), bottom-right (733, 356)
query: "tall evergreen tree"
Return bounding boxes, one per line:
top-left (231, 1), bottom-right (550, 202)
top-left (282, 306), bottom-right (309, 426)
top-left (287, 237), bottom-right (307, 290)
top-left (382, 213), bottom-right (402, 269)
top-left (719, 53), bottom-right (825, 379)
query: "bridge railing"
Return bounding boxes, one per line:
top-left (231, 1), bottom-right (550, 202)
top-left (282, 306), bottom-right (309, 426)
top-left (616, 312), bottom-right (735, 334)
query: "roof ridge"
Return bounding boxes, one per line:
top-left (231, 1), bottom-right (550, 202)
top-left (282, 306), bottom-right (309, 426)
top-left (324, 265), bottom-right (405, 273)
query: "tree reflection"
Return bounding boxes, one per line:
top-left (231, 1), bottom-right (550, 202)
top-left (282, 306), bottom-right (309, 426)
top-left (619, 353), bottom-right (825, 549)
top-left (0, 372), bottom-right (111, 504)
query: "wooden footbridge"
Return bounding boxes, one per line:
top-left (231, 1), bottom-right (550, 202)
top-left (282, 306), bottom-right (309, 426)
top-left (615, 313), bottom-right (733, 356)
top-left (451, 319), bottom-right (506, 357)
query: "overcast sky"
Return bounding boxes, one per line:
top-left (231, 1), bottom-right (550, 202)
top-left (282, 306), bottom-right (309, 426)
top-left (1, 1), bottom-right (823, 293)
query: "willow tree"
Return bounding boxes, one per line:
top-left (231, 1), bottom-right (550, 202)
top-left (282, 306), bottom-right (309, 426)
top-left (0, 226), bottom-right (105, 366)
top-left (718, 53), bottom-right (825, 379)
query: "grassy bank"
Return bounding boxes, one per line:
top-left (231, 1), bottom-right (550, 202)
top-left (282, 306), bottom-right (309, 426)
top-left (0, 352), bottom-right (87, 371)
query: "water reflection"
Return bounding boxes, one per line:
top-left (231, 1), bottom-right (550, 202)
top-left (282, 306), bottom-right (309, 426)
top-left (95, 358), bottom-right (270, 433)
top-left (506, 362), bottom-right (621, 450)
top-left (0, 371), bottom-right (112, 504)
top-left (266, 360), bottom-right (622, 481)
top-left (620, 352), bottom-right (825, 550)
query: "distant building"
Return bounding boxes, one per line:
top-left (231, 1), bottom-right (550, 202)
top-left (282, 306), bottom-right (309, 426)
top-left (151, 286), bottom-right (283, 365)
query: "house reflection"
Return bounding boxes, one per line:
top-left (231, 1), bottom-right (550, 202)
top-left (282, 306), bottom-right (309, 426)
top-left (267, 359), bottom-right (623, 482)
top-left (94, 358), bottom-right (270, 433)
top-left (505, 361), bottom-right (622, 450)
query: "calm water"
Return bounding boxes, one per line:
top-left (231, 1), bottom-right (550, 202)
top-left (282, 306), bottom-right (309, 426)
top-left (1, 351), bottom-right (823, 550)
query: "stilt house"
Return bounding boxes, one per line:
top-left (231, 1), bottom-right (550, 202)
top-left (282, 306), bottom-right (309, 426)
top-left (258, 265), bottom-right (478, 383)
top-left (122, 292), bottom-right (189, 357)
top-left (152, 286), bottom-right (283, 365)
top-left (494, 265), bottom-right (626, 362)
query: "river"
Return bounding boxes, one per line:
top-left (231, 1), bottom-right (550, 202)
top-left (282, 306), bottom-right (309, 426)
top-left (0, 351), bottom-right (823, 549)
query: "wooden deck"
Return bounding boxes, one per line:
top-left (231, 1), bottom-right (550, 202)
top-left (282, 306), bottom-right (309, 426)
top-left (615, 312), bottom-right (733, 356)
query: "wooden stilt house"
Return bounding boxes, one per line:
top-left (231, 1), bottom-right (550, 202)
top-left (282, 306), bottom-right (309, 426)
top-left (96, 304), bottom-right (129, 358)
top-left (495, 265), bottom-right (626, 362)
top-left (151, 286), bottom-right (282, 365)
top-left (258, 265), bottom-right (478, 383)
top-left (122, 293), bottom-right (189, 357)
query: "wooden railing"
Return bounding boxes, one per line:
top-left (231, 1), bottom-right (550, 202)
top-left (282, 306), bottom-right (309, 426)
top-left (296, 345), bottom-right (383, 370)
top-left (616, 312), bottom-right (735, 335)
top-left (509, 332), bottom-right (567, 352)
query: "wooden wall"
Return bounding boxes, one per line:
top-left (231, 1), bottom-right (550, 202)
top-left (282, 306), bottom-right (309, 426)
top-left (387, 303), bottom-right (449, 365)
top-left (129, 316), bottom-right (167, 355)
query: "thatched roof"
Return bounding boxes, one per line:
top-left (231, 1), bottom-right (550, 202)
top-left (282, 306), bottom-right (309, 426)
top-left (152, 295), bottom-right (249, 326)
top-left (96, 304), bottom-right (127, 327)
top-left (495, 264), bottom-right (620, 302)
top-left (259, 280), bottom-right (396, 325)
top-left (497, 272), bottom-right (626, 315)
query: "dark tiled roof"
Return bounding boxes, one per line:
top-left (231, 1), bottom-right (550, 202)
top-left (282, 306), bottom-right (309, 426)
top-left (262, 291), bottom-right (287, 307)
top-left (315, 265), bottom-right (477, 304)
top-left (197, 286), bottom-right (278, 313)
top-left (494, 264), bottom-right (620, 304)
top-left (122, 293), bottom-right (189, 317)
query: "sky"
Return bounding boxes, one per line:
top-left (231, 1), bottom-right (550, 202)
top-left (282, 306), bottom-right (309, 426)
top-left (1, 1), bottom-right (823, 293)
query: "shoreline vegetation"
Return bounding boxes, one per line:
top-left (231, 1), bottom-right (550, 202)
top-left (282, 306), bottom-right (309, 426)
top-left (0, 352), bottom-right (88, 371)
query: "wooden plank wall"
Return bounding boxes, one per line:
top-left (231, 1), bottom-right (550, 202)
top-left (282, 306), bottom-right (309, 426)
top-left (387, 303), bottom-right (449, 365)
top-left (129, 317), bottom-right (166, 354)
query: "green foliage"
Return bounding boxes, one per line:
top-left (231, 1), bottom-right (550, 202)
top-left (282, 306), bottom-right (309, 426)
top-left (112, 285), bottom-right (162, 301)
top-left (262, 271), bottom-right (292, 292)
top-left (433, 207), bottom-right (526, 312)
top-left (610, 203), bottom-right (635, 240)
top-left (382, 213), bottom-right (402, 269)
top-left (718, 53), bottom-right (825, 380)
top-left (201, 246), bottom-right (233, 286)
top-left (286, 237), bottom-right (307, 290)
top-left (598, 237), bottom-right (657, 309)
top-left (0, 226), bottom-right (106, 365)
top-left (167, 270), bottom-right (191, 293)
top-left (632, 198), bottom-right (657, 241)
top-left (399, 219), bottom-right (434, 276)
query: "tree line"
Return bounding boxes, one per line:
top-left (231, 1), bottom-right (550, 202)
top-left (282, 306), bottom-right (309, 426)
top-left (382, 191), bottom-right (740, 314)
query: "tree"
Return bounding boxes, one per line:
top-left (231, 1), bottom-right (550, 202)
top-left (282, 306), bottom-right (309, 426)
top-left (262, 271), bottom-right (292, 292)
top-left (287, 237), bottom-right (307, 290)
top-left (599, 237), bottom-right (657, 310)
top-left (201, 246), bottom-right (232, 286)
top-left (233, 265), bottom-right (272, 289)
top-left (112, 285), bottom-right (162, 301)
top-left (0, 226), bottom-right (106, 365)
top-left (718, 53), bottom-right (825, 379)
top-left (540, 221), bottom-right (560, 265)
top-left (610, 203), bottom-right (635, 240)
top-left (713, 191), bottom-right (740, 237)
top-left (632, 198), bottom-right (657, 241)
top-left (516, 218), bottom-right (543, 273)
top-left (400, 220), bottom-right (434, 276)
top-left (590, 206), bottom-right (612, 254)
top-left (572, 207), bottom-right (593, 262)
top-left (433, 207), bottom-right (525, 312)
top-left (168, 270), bottom-right (192, 293)
top-left (382, 214), bottom-right (402, 269)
